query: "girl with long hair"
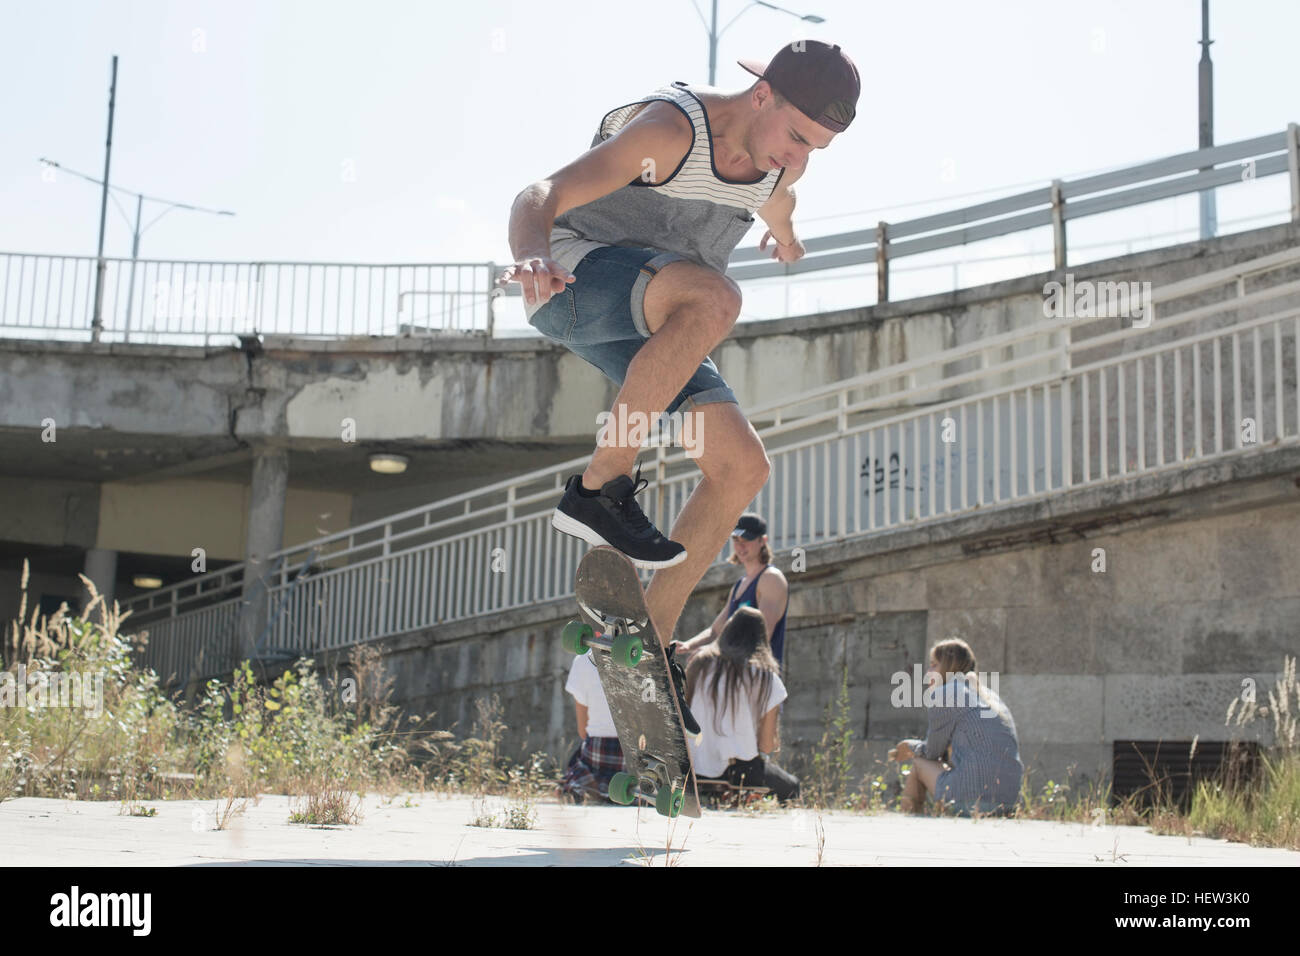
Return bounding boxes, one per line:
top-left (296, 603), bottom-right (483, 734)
top-left (685, 606), bottom-right (799, 802)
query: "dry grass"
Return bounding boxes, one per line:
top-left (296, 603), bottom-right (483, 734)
top-left (1, 561), bottom-right (554, 812)
top-left (288, 776), bottom-right (363, 826)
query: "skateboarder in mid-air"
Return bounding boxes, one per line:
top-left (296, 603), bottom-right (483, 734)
top-left (503, 41), bottom-right (860, 727)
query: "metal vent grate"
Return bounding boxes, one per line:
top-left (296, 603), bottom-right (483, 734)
top-left (1111, 740), bottom-right (1261, 809)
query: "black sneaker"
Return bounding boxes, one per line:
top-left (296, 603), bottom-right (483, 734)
top-left (664, 642), bottom-right (701, 736)
top-left (551, 466), bottom-right (687, 570)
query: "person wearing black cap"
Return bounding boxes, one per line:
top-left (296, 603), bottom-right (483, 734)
top-left (680, 512), bottom-right (789, 667)
top-left (502, 40), bottom-right (857, 727)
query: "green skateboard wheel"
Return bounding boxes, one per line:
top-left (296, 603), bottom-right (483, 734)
top-left (611, 633), bottom-right (642, 667)
top-left (561, 621), bottom-right (591, 655)
top-left (609, 772), bottom-right (637, 805)
top-left (656, 786), bottom-right (684, 818)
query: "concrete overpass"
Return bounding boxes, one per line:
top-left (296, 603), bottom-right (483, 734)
top-left (3, 221), bottom-right (1298, 624)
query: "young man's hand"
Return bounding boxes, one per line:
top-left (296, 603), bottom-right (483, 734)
top-left (758, 230), bottom-right (805, 264)
top-left (498, 257), bottom-right (575, 307)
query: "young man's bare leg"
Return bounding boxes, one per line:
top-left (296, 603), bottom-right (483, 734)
top-left (580, 262), bottom-right (741, 490)
top-left (643, 401), bottom-right (769, 644)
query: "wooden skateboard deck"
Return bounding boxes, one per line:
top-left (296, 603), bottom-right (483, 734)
top-left (563, 546), bottom-right (701, 818)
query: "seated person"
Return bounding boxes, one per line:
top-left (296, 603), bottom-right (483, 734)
top-left (685, 606), bottom-right (799, 803)
top-left (558, 651), bottom-right (625, 803)
top-left (890, 637), bottom-right (1022, 816)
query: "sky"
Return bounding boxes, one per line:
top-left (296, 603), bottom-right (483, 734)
top-left (2, 0), bottom-right (1297, 329)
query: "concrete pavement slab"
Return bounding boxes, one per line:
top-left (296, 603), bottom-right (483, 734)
top-left (3, 793), bottom-right (1297, 866)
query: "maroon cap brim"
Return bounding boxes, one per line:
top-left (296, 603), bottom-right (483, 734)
top-left (737, 58), bottom-right (768, 79)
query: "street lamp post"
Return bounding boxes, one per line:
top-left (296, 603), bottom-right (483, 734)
top-left (39, 158), bottom-right (234, 338)
top-left (92, 55), bottom-right (118, 343)
top-left (694, 0), bottom-right (826, 85)
top-left (1198, 0), bottom-right (1216, 240)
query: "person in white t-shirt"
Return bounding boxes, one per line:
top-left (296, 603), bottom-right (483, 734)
top-left (684, 606), bottom-right (799, 803)
top-left (558, 652), bottom-right (627, 803)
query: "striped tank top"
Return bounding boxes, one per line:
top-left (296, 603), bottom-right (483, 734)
top-left (545, 80), bottom-right (784, 283)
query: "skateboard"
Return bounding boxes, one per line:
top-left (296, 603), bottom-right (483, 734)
top-left (696, 777), bottom-right (771, 809)
top-left (561, 546), bottom-right (701, 818)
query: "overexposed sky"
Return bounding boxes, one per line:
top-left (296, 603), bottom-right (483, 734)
top-left (2, 0), bottom-right (1297, 324)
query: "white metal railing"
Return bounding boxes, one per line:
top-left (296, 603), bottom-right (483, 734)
top-left (8, 127), bottom-right (1295, 349)
top-left (729, 126), bottom-right (1300, 302)
top-left (128, 246), bottom-right (1300, 684)
top-left (494, 125), bottom-right (1300, 303)
top-left (139, 597), bottom-right (241, 688)
top-left (0, 254), bottom-right (497, 345)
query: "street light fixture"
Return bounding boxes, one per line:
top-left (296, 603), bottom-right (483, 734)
top-left (38, 157), bottom-right (235, 330)
top-left (692, 0), bottom-right (827, 85)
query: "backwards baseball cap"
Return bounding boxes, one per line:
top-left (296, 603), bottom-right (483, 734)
top-left (738, 40), bottom-right (860, 132)
top-left (731, 513), bottom-right (768, 540)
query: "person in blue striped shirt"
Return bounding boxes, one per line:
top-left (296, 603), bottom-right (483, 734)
top-left (890, 637), bottom-right (1023, 816)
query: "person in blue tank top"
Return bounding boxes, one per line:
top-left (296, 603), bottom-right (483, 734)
top-left (680, 513), bottom-right (788, 667)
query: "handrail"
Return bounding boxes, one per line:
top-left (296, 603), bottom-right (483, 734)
top-left (487, 126), bottom-right (1297, 291)
top-left (724, 126), bottom-right (1298, 295)
top-left (743, 248), bottom-right (1300, 422)
top-left (0, 254), bottom-right (498, 344)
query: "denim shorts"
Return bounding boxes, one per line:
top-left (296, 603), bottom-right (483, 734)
top-left (527, 245), bottom-right (738, 416)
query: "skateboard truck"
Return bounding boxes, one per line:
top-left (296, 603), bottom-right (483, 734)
top-left (609, 756), bottom-right (686, 817)
top-left (562, 610), bottom-right (646, 668)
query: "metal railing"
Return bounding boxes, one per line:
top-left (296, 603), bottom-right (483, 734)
top-left (125, 246), bottom-right (1300, 685)
top-left (0, 254), bottom-right (497, 345)
top-left (726, 126), bottom-right (1300, 301)
top-left (6, 127), bottom-right (1295, 348)
top-left (492, 125), bottom-right (1299, 304)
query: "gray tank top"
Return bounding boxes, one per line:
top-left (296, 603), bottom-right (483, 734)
top-left (547, 81), bottom-right (783, 280)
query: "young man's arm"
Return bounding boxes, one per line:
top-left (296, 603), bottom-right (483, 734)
top-left (756, 162), bottom-right (807, 264)
top-left (502, 102), bottom-right (693, 307)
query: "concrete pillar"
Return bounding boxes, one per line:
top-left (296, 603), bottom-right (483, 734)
top-left (82, 547), bottom-right (118, 619)
top-left (236, 445), bottom-right (289, 663)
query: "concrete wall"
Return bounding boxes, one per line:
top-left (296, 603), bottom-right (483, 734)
top-left (98, 480), bottom-right (352, 561)
top-left (3, 223), bottom-right (1298, 449)
top-left (335, 443), bottom-right (1298, 790)
top-left (0, 476), bottom-right (99, 549)
top-left (0, 478), bottom-right (352, 629)
top-left (0, 564), bottom-right (88, 634)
